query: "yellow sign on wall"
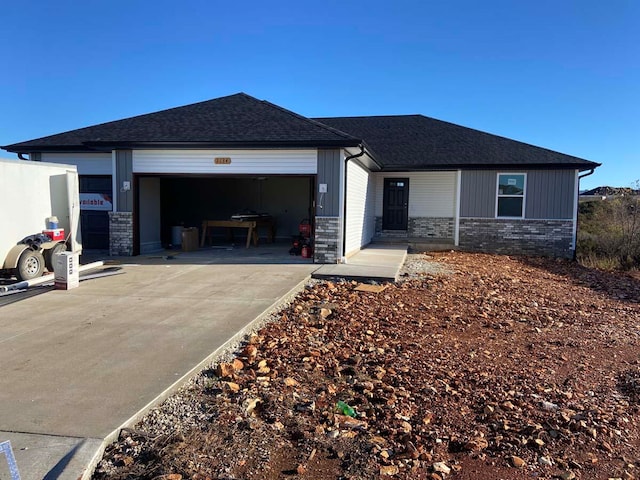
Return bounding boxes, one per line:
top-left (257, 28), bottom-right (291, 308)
top-left (214, 157), bottom-right (232, 165)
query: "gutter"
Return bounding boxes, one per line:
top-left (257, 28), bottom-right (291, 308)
top-left (579, 168), bottom-right (596, 180)
top-left (380, 163), bottom-right (602, 172)
top-left (3, 140), bottom-right (363, 154)
top-left (82, 140), bottom-right (363, 149)
top-left (341, 145), bottom-right (366, 262)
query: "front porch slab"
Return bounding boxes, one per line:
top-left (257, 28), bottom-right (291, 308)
top-left (312, 244), bottom-right (407, 282)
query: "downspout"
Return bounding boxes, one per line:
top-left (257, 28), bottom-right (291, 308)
top-left (341, 144), bottom-right (366, 262)
top-left (573, 168), bottom-right (596, 260)
top-left (18, 153), bottom-right (29, 161)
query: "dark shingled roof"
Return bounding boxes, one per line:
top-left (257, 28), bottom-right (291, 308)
top-left (314, 115), bottom-right (599, 171)
top-left (3, 93), bottom-right (360, 151)
top-left (3, 93), bottom-right (599, 171)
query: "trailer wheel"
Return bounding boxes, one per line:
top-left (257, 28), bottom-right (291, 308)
top-left (44, 242), bottom-right (67, 272)
top-left (16, 249), bottom-right (45, 281)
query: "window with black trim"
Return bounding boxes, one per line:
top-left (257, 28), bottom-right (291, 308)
top-left (496, 173), bottom-right (526, 218)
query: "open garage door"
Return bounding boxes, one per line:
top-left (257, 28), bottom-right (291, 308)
top-left (136, 175), bottom-right (315, 253)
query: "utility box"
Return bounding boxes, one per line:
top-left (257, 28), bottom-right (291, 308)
top-left (181, 227), bottom-right (199, 252)
top-left (54, 252), bottom-right (79, 290)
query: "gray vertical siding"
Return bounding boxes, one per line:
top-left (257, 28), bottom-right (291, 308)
top-left (316, 148), bottom-right (341, 216)
top-left (460, 169), bottom-right (576, 219)
top-left (460, 170), bottom-right (496, 217)
top-left (526, 170), bottom-right (575, 219)
top-left (115, 149), bottom-right (133, 212)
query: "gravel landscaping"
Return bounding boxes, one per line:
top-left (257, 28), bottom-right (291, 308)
top-left (93, 251), bottom-right (640, 480)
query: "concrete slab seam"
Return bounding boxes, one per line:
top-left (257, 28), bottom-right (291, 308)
top-left (79, 272), bottom-right (315, 480)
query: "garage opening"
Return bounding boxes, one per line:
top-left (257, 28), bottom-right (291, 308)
top-left (136, 175), bottom-right (315, 256)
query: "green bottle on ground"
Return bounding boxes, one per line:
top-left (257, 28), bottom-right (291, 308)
top-left (336, 401), bottom-right (356, 417)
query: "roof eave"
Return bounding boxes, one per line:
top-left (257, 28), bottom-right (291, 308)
top-left (380, 161), bottom-right (602, 172)
top-left (82, 140), bottom-right (362, 149)
top-left (2, 144), bottom-right (97, 153)
top-left (3, 139), bottom-right (363, 153)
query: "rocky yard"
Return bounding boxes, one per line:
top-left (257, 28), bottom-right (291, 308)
top-left (93, 252), bottom-right (640, 480)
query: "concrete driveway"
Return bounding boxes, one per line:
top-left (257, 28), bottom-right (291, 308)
top-left (0, 248), bottom-right (317, 479)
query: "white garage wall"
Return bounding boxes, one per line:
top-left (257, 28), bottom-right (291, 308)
top-left (374, 171), bottom-right (457, 218)
top-left (345, 161), bottom-right (376, 256)
top-left (41, 152), bottom-right (112, 175)
top-left (133, 149), bottom-right (318, 174)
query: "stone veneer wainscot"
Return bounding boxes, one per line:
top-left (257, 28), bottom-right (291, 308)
top-left (314, 216), bottom-right (340, 263)
top-left (109, 212), bottom-right (134, 256)
top-left (459, 218), bottom-right (574, 258)
top-left (375, 216), bottom-right (455, 239)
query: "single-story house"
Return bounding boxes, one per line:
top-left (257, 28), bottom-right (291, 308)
top-left (2, 93), bottom-right (600, 262)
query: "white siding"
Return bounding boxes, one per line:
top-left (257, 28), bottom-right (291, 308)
top-left (41, 152), bottom-right (112, 175)
top-left (374, 171), bottom-right (456, 218)
top-left (133, 149), bottom-right (318, 174)
top-left (345, 161), bottom-right (376, 256)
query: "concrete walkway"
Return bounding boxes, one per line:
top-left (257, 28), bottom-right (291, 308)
top-left (0, 253), bottom-right (317, 480)
top-left (312, 244), bottom-right (407, 282)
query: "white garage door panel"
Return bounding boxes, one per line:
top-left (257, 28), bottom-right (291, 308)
top-left (41, 153), bottom-right (112, 175)
top-left (374, 171), bottom-right (456, 218)
top-left (133, 149), bottom-right (318, 174)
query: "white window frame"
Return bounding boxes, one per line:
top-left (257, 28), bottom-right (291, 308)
top-left (495, 172), bottom-right (527, 219)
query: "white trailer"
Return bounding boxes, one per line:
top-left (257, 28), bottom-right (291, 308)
top-left (0, 159), bottom-right (82, 281)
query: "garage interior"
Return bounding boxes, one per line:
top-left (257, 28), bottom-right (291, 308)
top-left (137, 175), bottom-right (315, 255)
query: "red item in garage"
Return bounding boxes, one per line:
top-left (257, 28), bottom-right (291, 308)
top-left (43, 229), bottom-right (65, 241)
top-left (299, 219), bottom-right (312, 237)
top-left (301, 244), bottom-right (313, 258)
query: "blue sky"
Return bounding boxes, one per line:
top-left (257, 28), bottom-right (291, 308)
top-left (1, 0), bottom-right (637, 190)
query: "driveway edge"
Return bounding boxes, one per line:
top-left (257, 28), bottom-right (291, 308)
top-left (80, 273), bottom-right (313, 480)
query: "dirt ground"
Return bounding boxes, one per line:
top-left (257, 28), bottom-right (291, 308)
top-left (93, 252), bottom-right (640, 480)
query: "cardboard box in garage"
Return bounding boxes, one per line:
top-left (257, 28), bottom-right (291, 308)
top-left (181, 227), bottom-right (199, 252)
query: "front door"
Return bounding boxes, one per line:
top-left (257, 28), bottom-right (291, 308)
top-left (382, 178), bottom-right (409, 230)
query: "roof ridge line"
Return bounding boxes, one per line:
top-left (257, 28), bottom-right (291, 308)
top-left (259, 99), bottom-right (361, 142)
top-left (313, 114), bottom-right (422, 120)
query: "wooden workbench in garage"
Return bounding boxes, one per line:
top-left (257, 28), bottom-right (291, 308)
top-left (200, 218), bottom-right (276, 248)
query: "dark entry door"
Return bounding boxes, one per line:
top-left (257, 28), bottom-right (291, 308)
top-left (382, 178), bottom-right (409, 230)
top-left (79, 176), bottom-right (112, 250)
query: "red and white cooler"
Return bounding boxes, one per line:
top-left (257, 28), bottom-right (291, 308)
top-left (43, 229), bottom-right (65, 241)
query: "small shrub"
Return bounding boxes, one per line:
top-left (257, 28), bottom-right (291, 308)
top-left (577, 181), bottom-right (640, 270)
